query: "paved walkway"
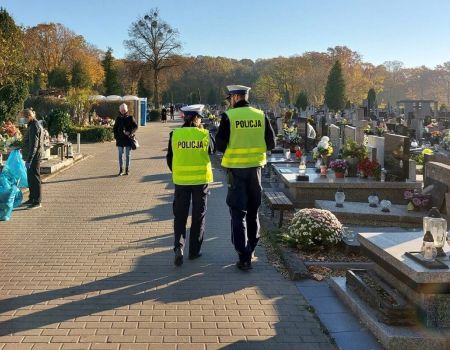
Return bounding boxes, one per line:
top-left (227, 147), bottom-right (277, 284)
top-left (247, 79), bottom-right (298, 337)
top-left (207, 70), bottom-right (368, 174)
top-left (0, 119), bottom-right (334, 350)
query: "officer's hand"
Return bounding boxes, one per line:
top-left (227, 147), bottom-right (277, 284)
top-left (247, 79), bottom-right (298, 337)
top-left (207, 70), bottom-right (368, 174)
top-left (25, 162), bottom-right (31, 169)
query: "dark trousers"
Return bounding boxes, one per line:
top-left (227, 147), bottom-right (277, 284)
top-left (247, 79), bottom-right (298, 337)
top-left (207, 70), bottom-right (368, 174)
top-left (173, 184), bottom-right (208, 256)
top-left (226, 168), bottom-right (262, 263)
top-left (27, 158), bottom-right (41, 204)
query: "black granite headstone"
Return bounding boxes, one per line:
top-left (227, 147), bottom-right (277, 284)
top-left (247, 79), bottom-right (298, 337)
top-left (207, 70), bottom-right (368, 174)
top-left (384, 133), bottom-right (410, 181)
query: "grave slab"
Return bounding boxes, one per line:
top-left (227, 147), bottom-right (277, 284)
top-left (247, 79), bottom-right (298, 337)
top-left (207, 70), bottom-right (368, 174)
top-left (315, 200), bottom-right (424, 227)
top-left (272, 164), bottom-right (420, 207)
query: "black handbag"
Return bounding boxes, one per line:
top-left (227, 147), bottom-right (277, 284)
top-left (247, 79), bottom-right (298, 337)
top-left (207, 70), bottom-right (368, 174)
top-left (129, 135), bottom-right (139, 150)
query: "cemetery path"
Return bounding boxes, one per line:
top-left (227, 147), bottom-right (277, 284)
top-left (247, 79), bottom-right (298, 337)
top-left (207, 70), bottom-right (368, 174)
top-left (0, 118), bottom-right (334, 350)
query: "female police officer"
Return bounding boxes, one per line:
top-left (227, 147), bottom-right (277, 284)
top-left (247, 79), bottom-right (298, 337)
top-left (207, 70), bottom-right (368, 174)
top-left (166, 104), bottom-right (215, 266)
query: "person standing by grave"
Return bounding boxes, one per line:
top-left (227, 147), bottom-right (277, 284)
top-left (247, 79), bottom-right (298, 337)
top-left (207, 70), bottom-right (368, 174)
top-left (306, 118), bottom-right (317, 151)
top-left (169, 104), bottom-right (175, 120)
top-left (166, 104), bottom-right (215, 266)
top-left (113, 103), bottom-right (138, 176)
top-left (22, 109), bottom-right (44, 209)
top-left (216, 85), bottom-right (275, 271)
top-left (161, 106), bottom-right (168, 123)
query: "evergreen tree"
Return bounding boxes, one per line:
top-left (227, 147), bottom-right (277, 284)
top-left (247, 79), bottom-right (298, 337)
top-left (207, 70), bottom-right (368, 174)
top-left (295, 91), bottom-right (309, 111)
top-left (48, 67), bottom-right (71, 91)
top-left (0, 8), bottom-right (30, 123)
top-left (367, 88), bottom-right (377, 112)
top-left (137, 77), bottom-right (150, 98)
top-left (71, 60), bottom-right (92, 89)
top-left (324, 61), bottom-right (346, 111)
top-left (102, 48), bottom-right (121, 95)
top-left (207, 88), bottom-right (216, 105)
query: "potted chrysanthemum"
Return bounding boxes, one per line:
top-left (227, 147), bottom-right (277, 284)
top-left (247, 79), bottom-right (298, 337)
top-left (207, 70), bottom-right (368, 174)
top-left (329, 159), bottom-right (348, 178)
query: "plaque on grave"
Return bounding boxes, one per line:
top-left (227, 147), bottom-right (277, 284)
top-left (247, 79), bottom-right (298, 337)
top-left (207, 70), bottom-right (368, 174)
top-left (384, 133), bottom-right (410, 181)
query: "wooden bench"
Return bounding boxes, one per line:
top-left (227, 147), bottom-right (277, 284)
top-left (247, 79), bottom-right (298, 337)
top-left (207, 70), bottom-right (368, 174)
top-left (263, 191), bottom-right (294, 227)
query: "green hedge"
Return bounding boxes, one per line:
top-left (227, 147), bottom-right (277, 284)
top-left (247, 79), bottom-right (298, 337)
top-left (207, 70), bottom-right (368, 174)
top-left (149, 109), bottom-right (161, 121)
top-left (93, 101), bottom-right (136, 119)
top-left (68, 126), bottom-right (114, 143)
top-left (24, 96), bottom-right (71, 119)
top-left (45, 109), bottom-right (72, 137)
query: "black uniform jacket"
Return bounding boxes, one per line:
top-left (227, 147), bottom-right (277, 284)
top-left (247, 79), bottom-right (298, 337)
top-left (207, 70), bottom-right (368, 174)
top-left (215, 100), bottom-right (276, 154)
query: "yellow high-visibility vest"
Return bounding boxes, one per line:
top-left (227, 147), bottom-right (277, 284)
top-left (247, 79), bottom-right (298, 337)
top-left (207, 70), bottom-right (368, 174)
top-left (172, 127), bottom-right (213, 185)
top-left (221, 107), bottom-right (266, 168)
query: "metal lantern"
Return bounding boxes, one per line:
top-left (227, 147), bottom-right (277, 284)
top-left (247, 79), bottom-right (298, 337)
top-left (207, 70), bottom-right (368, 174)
top-left (423, 207), bottom-right (448, 257)
top-left (380, 199), bottom-right (392, 213)
top-left (368, 193), bottom-right (379, 208)
top-left (335, 188), bottom-right (345, 208)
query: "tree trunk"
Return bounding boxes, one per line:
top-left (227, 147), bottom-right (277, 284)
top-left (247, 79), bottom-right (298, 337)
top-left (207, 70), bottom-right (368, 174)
top-left (153, 69), bottom-right (159, 109)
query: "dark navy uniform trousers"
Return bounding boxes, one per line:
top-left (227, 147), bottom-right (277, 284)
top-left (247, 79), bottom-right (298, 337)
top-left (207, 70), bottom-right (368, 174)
top-left (173, 184), bottom-right (208, 256)
top-left (226, 167), bottom-right (262, 263)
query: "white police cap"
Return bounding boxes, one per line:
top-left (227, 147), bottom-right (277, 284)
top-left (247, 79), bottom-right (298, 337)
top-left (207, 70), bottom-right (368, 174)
top-left (180, 104), bottom-right (205, 117)
top-left (227, 85), bottom-right (251, 95)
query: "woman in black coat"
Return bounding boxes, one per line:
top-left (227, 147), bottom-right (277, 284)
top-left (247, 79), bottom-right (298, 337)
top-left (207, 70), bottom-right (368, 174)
top-left (113, 103), bottom-right (138, 176)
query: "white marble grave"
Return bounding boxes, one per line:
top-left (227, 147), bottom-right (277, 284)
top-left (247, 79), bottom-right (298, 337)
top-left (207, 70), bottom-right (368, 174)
top-left (367, 135), bottom-right (385, 167)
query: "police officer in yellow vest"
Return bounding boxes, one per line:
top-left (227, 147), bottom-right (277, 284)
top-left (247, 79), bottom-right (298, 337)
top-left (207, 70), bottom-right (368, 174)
top-left (166, 104), bottom-right (215, 266)
top-left (216, 85), bottom-right (276, 271)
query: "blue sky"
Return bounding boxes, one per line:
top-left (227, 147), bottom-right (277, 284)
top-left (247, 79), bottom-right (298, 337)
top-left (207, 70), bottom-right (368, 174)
top-left (2, 0), bottom-right (450, 68)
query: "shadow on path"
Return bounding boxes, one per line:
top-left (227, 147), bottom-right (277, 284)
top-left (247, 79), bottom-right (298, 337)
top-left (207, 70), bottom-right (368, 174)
top-left (44, 174), bottom-right (118, 184)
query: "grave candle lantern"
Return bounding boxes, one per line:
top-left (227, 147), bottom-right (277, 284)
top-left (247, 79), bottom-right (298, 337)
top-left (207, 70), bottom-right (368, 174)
top-left (335, 188), bottom-right (345, 208)
top-left (368, 193), bottom-right (379, 207)
top-left (380, 199), bottom-right (391, 212)
top-left (423, 207), bottom-right (448, 257)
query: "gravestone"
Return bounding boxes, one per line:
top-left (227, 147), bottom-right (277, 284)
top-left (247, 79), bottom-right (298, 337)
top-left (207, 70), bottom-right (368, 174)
top-left (343, 125), bottom-right (356, 144)
top-left (424, 162), bottom-right (450, 211)
top-left (355, 126), bottom-right (365, 145)
top-left (408, 159), bottom-right (416, 182)
top-left (357, 107), bottom-right (365, 120)
top-left (384, 133), bottom-right (410, 181)
top-left (328, 124), bottom-right (341, 158)
top-left (367, 135), bottom-right (385, 167)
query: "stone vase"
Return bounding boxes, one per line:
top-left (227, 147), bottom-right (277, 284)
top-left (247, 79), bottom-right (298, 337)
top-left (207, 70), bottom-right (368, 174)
top-left (346, 157), bottom-right (358, 177)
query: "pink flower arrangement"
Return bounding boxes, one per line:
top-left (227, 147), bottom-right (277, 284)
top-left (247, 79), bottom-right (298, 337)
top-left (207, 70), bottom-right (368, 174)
top-left (404, 190), bottom-right (431, 210)
top-left (329, 159), bottom-right (348, 173)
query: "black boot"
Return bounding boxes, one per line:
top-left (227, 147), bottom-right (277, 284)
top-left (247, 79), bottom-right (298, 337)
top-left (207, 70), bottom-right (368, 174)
top-left (125, 167), bottom-right (129, 175)
top-left (174, 247), bottom-right (183, 266)
top-left (118, 168), bottom-right (123, 176)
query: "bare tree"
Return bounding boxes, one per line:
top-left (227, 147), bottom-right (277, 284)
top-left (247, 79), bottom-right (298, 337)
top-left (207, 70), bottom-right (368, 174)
top-left (124, 8), bottom-right (181, 108)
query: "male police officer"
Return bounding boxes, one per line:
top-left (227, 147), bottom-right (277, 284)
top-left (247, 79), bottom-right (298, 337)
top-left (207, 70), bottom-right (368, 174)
top-left (216, 85), bottom-right (275, 271)
top-left (166, 105), bottom-right (215, 266)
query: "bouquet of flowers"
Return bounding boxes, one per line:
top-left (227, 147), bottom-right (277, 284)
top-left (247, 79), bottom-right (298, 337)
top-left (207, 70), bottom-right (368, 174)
top-left (313, 136), bottom-right (333, 160)
top-left (357, 158), bottom-right (380, 177)
top-left (0, 121), bottom-right (23, 153)
top-left (329, 159), bottom-right (348, 173)
top-left (282, 208), bottom-right (343, 249)
top-left (404, 190), bottom-right (431, 210)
